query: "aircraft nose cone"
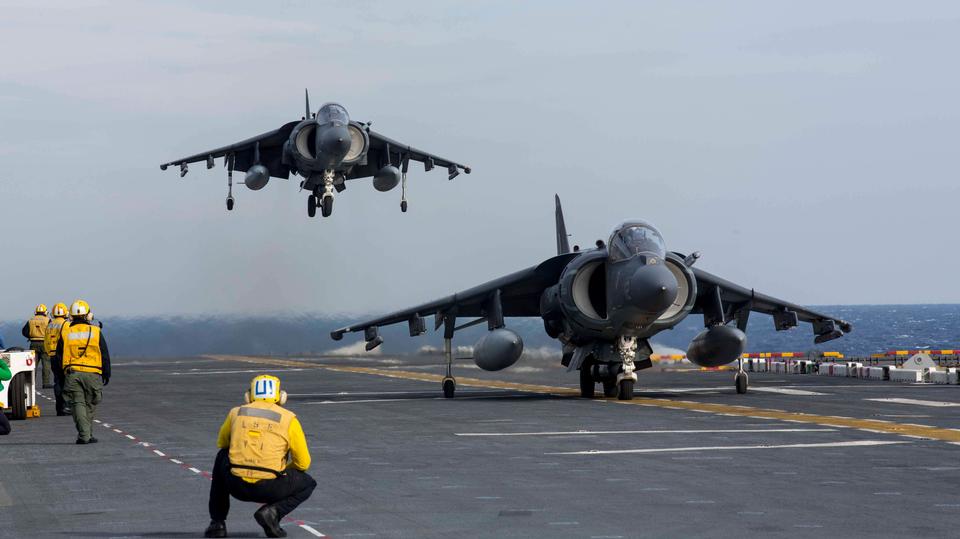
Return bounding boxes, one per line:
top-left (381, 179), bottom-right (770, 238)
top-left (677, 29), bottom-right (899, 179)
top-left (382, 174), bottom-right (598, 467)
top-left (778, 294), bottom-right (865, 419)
top-left (629, 262), bottom-right (678, 315)
top-left (316, 126), bottom-right (353, 163)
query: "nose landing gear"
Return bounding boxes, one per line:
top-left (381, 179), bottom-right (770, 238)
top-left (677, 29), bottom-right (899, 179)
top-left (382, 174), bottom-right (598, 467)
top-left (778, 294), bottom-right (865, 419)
top-left (615, 336), bottom-right (639, 400)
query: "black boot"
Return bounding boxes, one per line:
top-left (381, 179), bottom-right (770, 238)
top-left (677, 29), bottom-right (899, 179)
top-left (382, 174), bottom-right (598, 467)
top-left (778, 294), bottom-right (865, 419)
top-left (204, 520), bottom-right (227, 538)
top-left (254, 505), bottom-right (286, 538)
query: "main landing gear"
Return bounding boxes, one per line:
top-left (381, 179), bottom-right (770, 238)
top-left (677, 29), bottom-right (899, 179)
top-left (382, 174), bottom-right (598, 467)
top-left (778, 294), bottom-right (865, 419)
top-left (578, 351), bottom-right (636, 401)
top-left (735, 358), bottom-right (749, 394)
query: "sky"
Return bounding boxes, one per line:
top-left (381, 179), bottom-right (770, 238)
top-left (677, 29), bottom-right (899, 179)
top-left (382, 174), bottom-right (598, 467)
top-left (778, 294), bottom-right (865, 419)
top-left (1, 1), bottom-right (959, 320)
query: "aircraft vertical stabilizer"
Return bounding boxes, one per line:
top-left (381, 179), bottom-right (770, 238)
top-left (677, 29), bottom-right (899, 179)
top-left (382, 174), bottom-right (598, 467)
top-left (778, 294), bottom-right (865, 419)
top-left (555, 194), bottom-right (570, 255)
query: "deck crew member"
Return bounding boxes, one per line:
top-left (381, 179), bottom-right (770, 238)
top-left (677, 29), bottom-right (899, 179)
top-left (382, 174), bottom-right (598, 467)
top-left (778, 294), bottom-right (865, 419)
top-left (44, 303), bottom-right (70, 416)
top-left (204, 375), bottom-right (316, 539)
top-left (0, 358), bottom-right (11, 435)
top-left (21, 304), bottom-right (50, 388)
top-left (54, 300), bottom-right (110, 444)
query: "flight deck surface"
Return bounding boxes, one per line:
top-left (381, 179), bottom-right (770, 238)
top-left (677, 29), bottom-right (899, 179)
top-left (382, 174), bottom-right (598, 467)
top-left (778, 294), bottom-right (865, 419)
top-left (2, 354), bottom-right (959, 538)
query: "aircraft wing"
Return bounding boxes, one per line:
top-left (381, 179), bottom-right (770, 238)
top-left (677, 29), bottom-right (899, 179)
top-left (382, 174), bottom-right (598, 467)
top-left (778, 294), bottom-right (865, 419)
top-left (355, 129), bottom-right (471, 180)
top-left (686, 263), bottom-right (852, 344)
top-left (331, 253), bottom-right (579, 341)
top-left (159, 121), bottom-right (299, 179)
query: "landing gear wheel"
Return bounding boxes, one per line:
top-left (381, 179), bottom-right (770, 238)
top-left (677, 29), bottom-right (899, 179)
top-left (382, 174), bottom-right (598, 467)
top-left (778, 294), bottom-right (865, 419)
top-left (307, 195), bottom-right (316, 217)
top-left (10, 373), bottom-right (26, 420)
top-left (321, 196), bottom-right (333, 217)
top-left (617, 379), bottom-right (634, 401)
top-left (579, 364), bottom-right (595, 398)
top-left (401, 200), bottom-right (408, 213)
top-left (226, 197), bottom-right (234, 211)
top-left (735, 372), bottom-right (748, 394)
top-left (442, 378), bottom-right (456, 399)
top-left (602, 379), bottom-right (618, 398)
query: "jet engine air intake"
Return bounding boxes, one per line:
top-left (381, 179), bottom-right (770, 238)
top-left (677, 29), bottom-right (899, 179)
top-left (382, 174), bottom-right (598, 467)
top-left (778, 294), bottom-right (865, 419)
top-left (294, 124), bottom-right (316, 160)
top-left (686, 325), bottom-right (747, 368)
top-left (571, 260), bottom-right (607, 320)
top-left (244, 165), bottom-right (270, 191)
top-left (473, 328), bottom-right (524, 371)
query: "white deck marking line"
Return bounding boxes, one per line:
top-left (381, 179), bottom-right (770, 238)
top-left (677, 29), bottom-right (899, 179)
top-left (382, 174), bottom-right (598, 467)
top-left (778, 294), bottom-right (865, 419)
top-left (170, 459), bottom-right (183, 464)
top-left (125, 434), bottom-right (136, 440)
top-left (865, 398), bottom-right (960, 407)
top-left (306, 398), bottom-right (427, 405)
top-left (188, 467), bottom-right (202, 474)
top-left (170, 368), bottom-right (305, 375)
top-left (749, 387), bottom-right (828, 396)
top-left (455, 428), bottom-right (836, 437)
top-left (291, 390), bottom-right (502, 397)
top-left (299, 524), bottom-right (326, 537)
top-left (153, 450), bottom-right (166, 457)
top-left (113, 428), bottom-right (123, 433)
top-left (549, 440), bottom-right (909, 456)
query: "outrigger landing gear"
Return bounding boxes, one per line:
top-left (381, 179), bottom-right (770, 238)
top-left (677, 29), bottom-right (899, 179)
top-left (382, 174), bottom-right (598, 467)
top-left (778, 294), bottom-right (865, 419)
top-left (442, 337), bottom-right (456, 398)
top-left (616, 336), bottom-right (639, 401)
top-left (400, 170), bottom-right (408, 213)
top-left (225, 160), bottom-right (235, 211)
top-left (735, 358), bottom-right (749, 394)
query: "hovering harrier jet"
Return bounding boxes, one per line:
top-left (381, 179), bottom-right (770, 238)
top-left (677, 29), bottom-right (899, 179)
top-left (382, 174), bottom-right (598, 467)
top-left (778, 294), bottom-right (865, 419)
top-left (332, 196), bottom-right (851, 400)
top-left (160, 91), bottom-right (471, 217)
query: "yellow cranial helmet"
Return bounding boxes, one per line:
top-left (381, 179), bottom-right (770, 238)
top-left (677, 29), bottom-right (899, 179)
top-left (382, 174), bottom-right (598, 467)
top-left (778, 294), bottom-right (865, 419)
top-left (70, 299), bottom-right (92, 320)
top-left (52, 303), bottom-right (68, 318)
top-left (35, 304), bottom-right (48, 315)
top-left (245, 374), bottom-right (287, 405)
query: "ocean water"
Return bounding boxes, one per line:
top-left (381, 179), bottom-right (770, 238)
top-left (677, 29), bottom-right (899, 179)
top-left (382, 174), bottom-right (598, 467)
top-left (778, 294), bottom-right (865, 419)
top-left (0, 304), bottom-right (956, 359)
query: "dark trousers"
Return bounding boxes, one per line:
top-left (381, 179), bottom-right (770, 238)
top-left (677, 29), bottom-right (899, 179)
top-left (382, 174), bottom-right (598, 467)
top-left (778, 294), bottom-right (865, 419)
top-left (53, 370), bottom-right (66, 414)
top-left (208, 448), bottom-right (316, 522)
top-left (0, 412), bottom-right (9, 435)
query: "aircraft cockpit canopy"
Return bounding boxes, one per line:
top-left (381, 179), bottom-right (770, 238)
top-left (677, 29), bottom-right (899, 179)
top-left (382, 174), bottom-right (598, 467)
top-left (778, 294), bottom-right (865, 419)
top-left (609, 222), bottom-right (666, 262)
top-left (317, 103), bottom-right (349, 126)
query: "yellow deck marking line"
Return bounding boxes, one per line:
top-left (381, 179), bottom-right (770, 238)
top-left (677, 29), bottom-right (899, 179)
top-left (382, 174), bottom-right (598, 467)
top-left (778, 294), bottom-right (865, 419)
top-left (205, 355), bottom-right (960, 443)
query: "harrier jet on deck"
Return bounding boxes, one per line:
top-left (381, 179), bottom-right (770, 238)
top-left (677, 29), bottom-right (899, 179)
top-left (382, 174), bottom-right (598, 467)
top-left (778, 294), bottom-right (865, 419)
top-left (332, 196), bottom-right (851, 400)
top-left (160, 91), bottom-right (471, 217)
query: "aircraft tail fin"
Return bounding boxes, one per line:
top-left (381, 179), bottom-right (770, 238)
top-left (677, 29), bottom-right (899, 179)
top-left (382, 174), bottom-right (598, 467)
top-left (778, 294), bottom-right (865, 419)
top-left (555, 194), bottom-right (571, 255)
top-left (305, 89), bottom-right (311, 118)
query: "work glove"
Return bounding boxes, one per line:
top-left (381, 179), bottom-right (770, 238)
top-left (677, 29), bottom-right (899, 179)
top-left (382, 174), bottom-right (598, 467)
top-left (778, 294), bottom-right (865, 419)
top-left (102, 376), bottom-right (110, 386)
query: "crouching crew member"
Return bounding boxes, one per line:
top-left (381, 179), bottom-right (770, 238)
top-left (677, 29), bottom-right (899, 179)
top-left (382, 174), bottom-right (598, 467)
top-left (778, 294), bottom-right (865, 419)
top-left (205, 375), bottom-right (316, 538)
top-left (21, 304), bottom-right (50, 388)
top-left (45, 303), bottom-right (70, 415)
top-left (54, 300), bottom-right (110, 444)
